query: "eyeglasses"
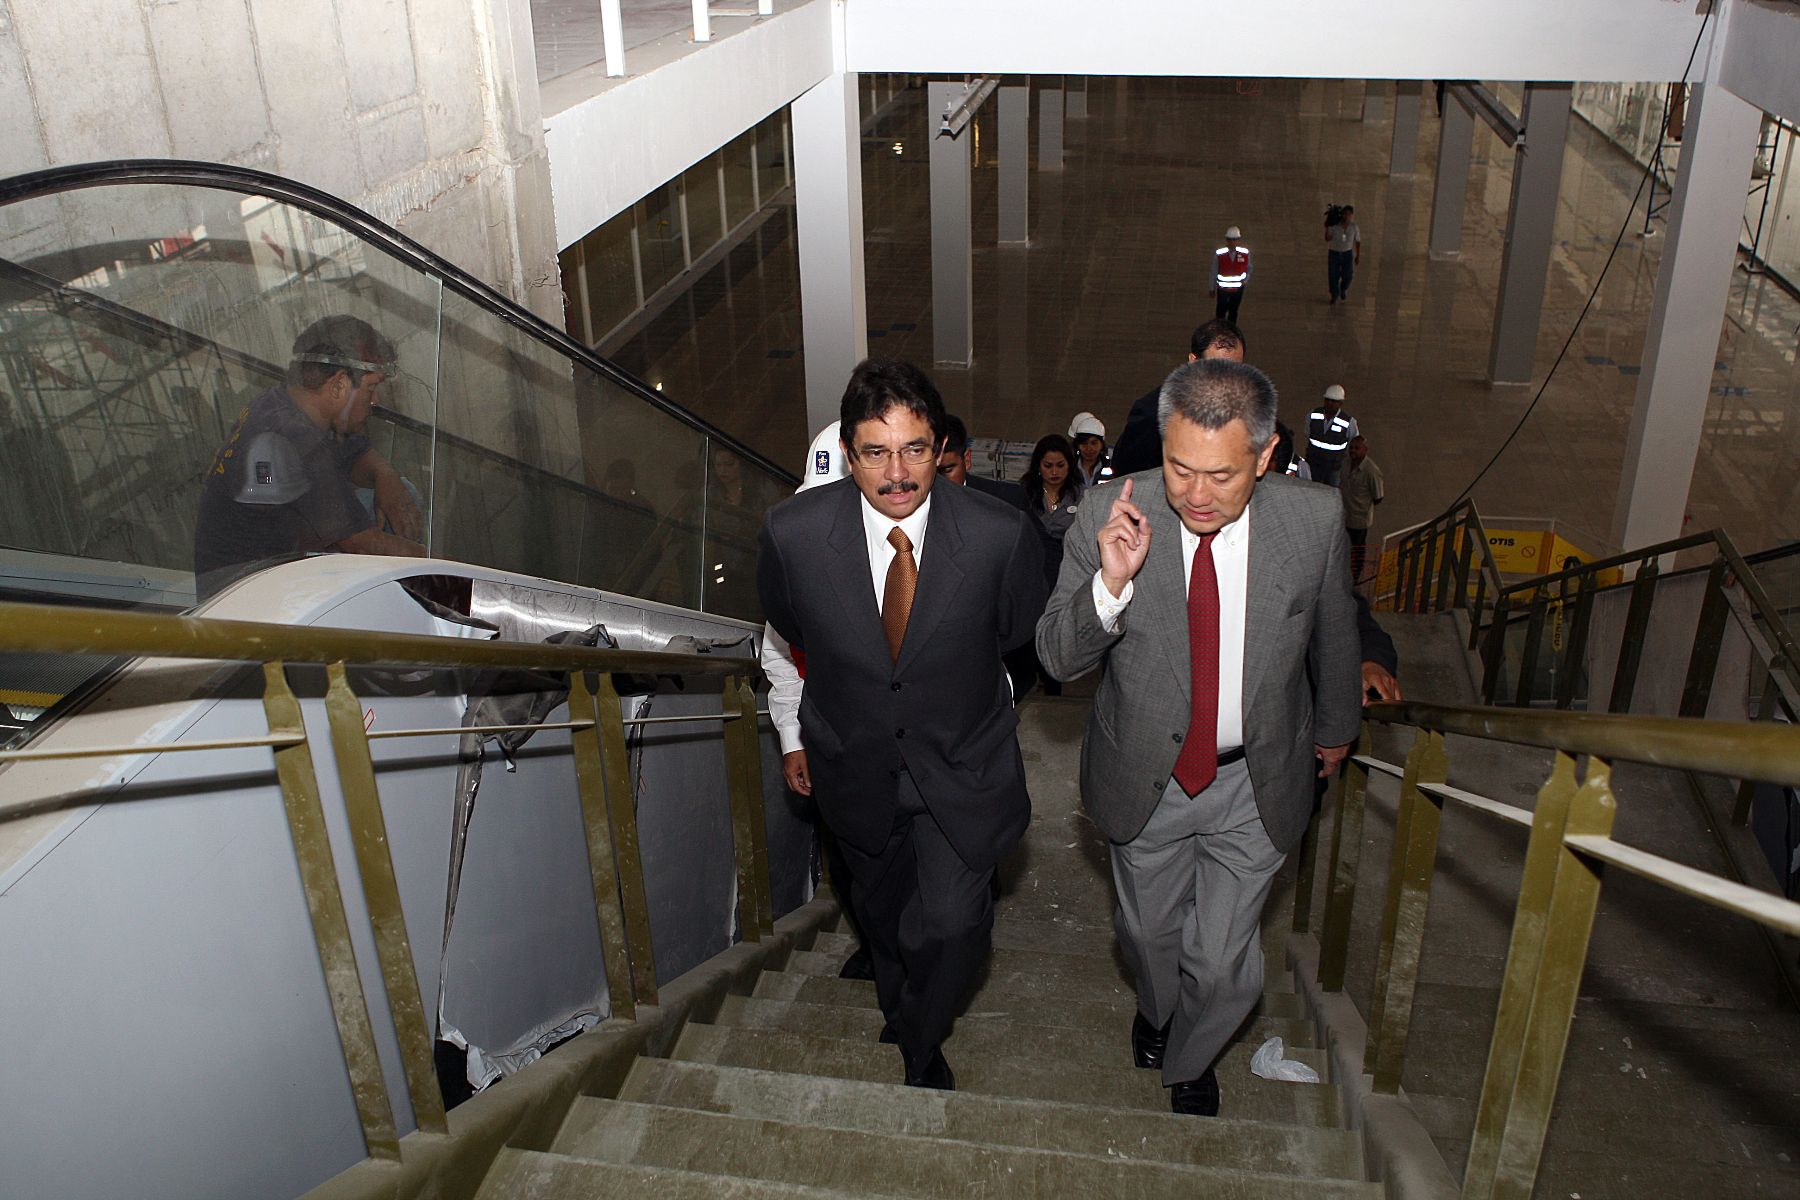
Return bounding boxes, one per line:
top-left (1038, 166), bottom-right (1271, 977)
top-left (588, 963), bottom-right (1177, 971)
top-left (851, 442), bottom-right (936, 469)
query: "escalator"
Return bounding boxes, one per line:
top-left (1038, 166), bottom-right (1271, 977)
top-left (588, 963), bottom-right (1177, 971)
top-left (0, 160), bottom-right (794, 744)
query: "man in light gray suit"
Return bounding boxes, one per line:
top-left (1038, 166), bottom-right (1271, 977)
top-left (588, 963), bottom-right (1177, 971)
top-left (1036, 358), bottom-right (1361, 1116)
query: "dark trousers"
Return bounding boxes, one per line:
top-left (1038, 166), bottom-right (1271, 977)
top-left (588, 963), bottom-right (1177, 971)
top-left (836, 768), bottom-right (994, 1065)
top-left (1347, 526), bottom-right (1370, 581)
top-left (1328, 249), bottom-right (1355, 299)
top-left (1311, 450), bottom-right (1345, 487)
top-left (1214, 287), bottom-right (1243, 323)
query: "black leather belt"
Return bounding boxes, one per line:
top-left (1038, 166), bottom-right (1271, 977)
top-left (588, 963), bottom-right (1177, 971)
top-left (1216, 745), bottom-right (1246, 766)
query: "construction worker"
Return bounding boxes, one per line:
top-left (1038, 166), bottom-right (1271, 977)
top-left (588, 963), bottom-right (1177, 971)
top-left (1067, 411), bottom-right (1113, 487)
top-left (1210, 225), bottom-right (1251, 323)
top-left (1307, 384), bottom-right (1359, 487)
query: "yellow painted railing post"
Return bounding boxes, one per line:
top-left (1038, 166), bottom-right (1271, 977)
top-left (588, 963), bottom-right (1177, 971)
top-left (593, 673), bottom-right (659, 1005)
top-left (1318, 722), bottom-right (1373, 991)
top-left (1461, 752), bottom-right (1582, 1199)
top-left (322, 663), bottom-right (448, 1135)
top-left (1363, 728), bottom-right (1428, 1069)
top-left (261, 662), bottom-right (400, 1162)
top-left (1291, 803), bottom-right (1322, 935)
top-left (1488, 761), bottom-right (1617, 1200)
top-left (568, 671), bottom-right (637, 1019)
top-left (1366, 732), bottom-right (1449, 1092)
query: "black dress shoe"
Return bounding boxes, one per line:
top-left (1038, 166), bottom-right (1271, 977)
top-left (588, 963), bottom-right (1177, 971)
top-left (1170, 1069), bottom-right (1220, 1117)
top-left (838, 943), bottom-right (875, 981)
top-left (903, 1047), bottom-right (955, 1090)
top-left (878, 1022), bottom-right (898, 1045)
top-left (1131, 1012), bottom-right (1171, 1070)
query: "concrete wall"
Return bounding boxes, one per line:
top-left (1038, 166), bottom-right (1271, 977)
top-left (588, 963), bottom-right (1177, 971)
top-left (0, 0), bottom-right (564, 323)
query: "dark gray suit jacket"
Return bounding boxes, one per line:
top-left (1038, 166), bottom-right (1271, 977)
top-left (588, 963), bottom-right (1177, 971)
top-left (1035, 470), bottom-right (1362, 852)
top-left (758, 478), bottom-right (1046, 871)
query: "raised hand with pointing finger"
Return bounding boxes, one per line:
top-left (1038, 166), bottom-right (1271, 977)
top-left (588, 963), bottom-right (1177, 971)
top-left (1098, 477), bottom-right (1152, 598)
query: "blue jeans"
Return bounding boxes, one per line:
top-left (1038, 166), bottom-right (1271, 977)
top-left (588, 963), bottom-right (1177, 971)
top-left (1328, 249), bottom-right (1355, 299)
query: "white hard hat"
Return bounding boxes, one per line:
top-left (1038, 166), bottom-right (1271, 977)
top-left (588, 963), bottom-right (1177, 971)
top-left (1322, 384), bottom-right (1346, 402)
top-left (797, 421), bottom-right (847, 492)
top-left (1067, 412), bottom-right (1106, 441)
top-left (1224, 225), bottom-right (1242, 239)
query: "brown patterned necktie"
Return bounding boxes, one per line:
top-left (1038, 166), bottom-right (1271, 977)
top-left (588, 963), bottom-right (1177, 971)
top-left (882, 526), bottom-right (917, 662)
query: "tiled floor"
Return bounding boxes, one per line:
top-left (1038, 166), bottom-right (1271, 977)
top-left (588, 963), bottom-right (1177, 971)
top-left (609, 76), bottom-right (1800, 559)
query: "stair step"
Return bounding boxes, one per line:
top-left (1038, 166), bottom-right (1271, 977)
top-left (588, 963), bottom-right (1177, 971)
top-left (552, 1097), bottom-right (1379, 1199)
top-left (670, 1023), bottom-right (1340, 1125)
top-left (711, 994), bottom-right (1317, 1066)
top-left (751, 968), bottom-right (1309, 1030)
top-left (479, 1146), bottom-right (894, 1199)
top-left (621, 1057), bottom-right (1367, 1180)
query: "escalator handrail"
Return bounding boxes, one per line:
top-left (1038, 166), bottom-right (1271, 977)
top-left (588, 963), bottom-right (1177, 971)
top-left (0, 158), bottom-right (799, 487)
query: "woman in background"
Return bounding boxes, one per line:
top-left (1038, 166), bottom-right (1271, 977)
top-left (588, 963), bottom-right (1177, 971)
top-left (1020, 434), bottom-right (1083, 696)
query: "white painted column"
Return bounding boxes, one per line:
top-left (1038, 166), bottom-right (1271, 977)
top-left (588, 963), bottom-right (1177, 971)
top-left (1363, 79), bottom-right (1386, 123)
top-left (930, 80), bottom-right (975, 367)
top-left (1390, 80), bottom-right (1422, 175)
top-left (1429, 95), bottom-right (1474, 259)
top-left (1066, 76), bottom-right (1087, 119)
top-left (1612, 82), bottom-right (1762, 551)
top-left (1488, 82), bottom-right (1572, 384)
top-left (792, 69), bottom-right (869, 436)
top-left (998, 81), bottom-right (1030, 244)
top-left (1038, 77), bottom-right (1064, 173)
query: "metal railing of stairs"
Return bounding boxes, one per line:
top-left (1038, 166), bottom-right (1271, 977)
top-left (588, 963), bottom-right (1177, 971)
top-left (1294, 700), bottom-right (1800, 1200)
top-left (0, 598), bottom-right (778, 1169)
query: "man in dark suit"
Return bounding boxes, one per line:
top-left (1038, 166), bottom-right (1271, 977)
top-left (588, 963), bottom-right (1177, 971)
top-left (758, 360), bottom-right (1046, 1090)
top-left (1108, 319), bottom-right (1247, 478)
top-left (1037, 358), bottom-right (1361, 1116)
top-left (935, 413), bottom-right (1028, 510)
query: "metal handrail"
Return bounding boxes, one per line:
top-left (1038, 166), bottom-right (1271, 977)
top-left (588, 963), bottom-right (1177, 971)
top-left (0, 598), bottom-right (776, 1166)
top-left (0, 159), bottom-right (798, 487)
top-left (1299, 701), bottom-right (1800, 1200)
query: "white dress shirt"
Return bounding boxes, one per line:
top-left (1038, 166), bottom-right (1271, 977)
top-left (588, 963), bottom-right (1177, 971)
top-left (861, 492), bottom-right (932, 612)
top-left (760, 623), bottom-right (806, 755)
top-left (1091, 506), bottom-right (1251, 751)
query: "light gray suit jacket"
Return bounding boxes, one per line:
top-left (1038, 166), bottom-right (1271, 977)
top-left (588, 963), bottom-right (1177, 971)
top-left (1035, 470), bottom-right (1362, 852)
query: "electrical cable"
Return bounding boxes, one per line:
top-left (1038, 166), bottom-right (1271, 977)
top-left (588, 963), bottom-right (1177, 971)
top-left (1446, 8), bottom-right (1715, 509)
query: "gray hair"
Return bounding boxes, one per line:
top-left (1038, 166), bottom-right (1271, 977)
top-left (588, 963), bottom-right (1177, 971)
top-left (1156, 358), bottom-right (1278, 450)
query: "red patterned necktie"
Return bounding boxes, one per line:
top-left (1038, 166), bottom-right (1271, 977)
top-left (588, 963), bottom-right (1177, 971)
top-left (1172, 532), bottom-right (1219, 796)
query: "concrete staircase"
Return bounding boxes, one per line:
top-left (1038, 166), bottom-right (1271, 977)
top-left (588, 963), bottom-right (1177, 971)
top-left (477, 917), bottom-right (1378, 1198)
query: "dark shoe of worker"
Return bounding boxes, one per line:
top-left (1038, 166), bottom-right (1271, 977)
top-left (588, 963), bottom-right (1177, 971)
top-left (903, 1046), bottom-right (955, 1090)
top-left (878, 1022), bottom-right (898, 1045)
top-left (1132, 1012), bottom-right (1172, 1070)
top-left (1170, 1069), bottom-right (1221, 1116)
top-left (838, 943), bottom-right (875, 981)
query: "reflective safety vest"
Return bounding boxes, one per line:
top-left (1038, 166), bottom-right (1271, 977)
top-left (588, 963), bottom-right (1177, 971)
top-left (1214, 246), bottom-right (1251, 289)
top-left (1308, 409), bottom-right (1354, 453)
top-left (1284, 457), bottom-right (1311, 480)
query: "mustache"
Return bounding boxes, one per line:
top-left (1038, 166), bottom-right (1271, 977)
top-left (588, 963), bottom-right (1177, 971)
top-left (878, 479), bottom-right (921, 496)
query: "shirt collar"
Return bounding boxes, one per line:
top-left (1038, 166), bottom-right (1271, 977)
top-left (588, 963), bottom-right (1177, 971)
top-left (860, 489), bottom-right (933, 546)
top-left (1180, 502), bottom-right (1250, 551)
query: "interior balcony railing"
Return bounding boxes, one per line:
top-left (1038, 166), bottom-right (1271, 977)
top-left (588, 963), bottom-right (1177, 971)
top-left (0, 596), bottom-right (778, 1168)
top-left (1292, 701), bottom-right (1800, 1200)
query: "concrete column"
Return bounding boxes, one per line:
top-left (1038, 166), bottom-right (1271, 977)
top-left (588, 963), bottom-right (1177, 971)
top-left (930, 81), bottom-right (975, 367)
top-left (1362, 79), bottom-right (1385, 123)
top-left (1066, 76), bottom-right (1087, 119)
top-left (792, 70), bottom-right (870, 435)
top-left (1488, 82), bottom-right (1572, 385)
top-left (998, 81), bottom-right (1030, 244)
top-left (1429, 96), bottom-right (1474, 259)
top-left (1038, 77), bottom-right (1064, 173)
top-left (1612, 82), bottom-right (1762, 551)
top-left (1390, 81), bottom-right (1422, 175)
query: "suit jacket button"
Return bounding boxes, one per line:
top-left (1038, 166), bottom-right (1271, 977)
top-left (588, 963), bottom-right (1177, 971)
top-left (895, 727), bottom-right (906, 739)
top-left (1172, 732), bottom-right (1183, 743)
top-left (891, 682), bottom-right (903, 691)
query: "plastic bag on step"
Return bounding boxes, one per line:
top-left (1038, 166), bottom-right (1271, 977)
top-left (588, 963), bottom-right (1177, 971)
top-left (1249, 1036), bottom-right (1320, 1083)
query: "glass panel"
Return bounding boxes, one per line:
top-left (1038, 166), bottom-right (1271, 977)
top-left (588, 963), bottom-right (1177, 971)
top-left (756, 112), bottom-right (789, 201)
top-left (638, 187), bottom-right (684, 296)
top-left (701, 437), bottom-right (785, 621)
top-left (682, 155), bottom-right (724, 261)
top-left (580, 208), bottom-right (639, 340)
top-left (722, 130), bottom-right (757, 230)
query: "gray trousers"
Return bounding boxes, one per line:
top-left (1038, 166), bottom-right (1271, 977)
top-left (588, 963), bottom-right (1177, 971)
top-left (1110, 761), bottom-right (1286, 1085)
